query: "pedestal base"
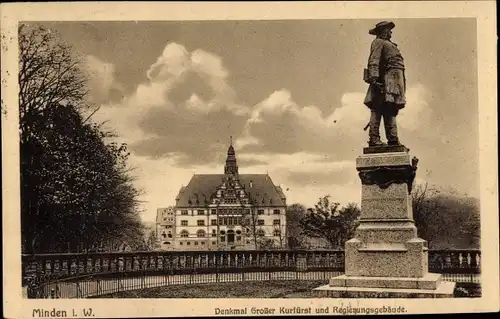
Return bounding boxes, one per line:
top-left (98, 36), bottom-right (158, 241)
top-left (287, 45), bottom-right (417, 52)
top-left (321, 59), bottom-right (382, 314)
top-left (330, 273), bottom-right (442, 290)
top-left (314, 281), bottom-right (456, 298)
top-left (320, 148), bottom-right (455, 298)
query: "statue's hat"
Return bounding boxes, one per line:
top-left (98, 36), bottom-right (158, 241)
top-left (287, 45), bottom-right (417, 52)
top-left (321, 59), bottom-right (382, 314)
top-left (369, 21), bottom-right (395, 35)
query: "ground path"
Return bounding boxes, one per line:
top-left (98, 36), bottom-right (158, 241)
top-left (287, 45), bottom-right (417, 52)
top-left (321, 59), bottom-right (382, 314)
top-left (24, 271), bottom-right (479, 299)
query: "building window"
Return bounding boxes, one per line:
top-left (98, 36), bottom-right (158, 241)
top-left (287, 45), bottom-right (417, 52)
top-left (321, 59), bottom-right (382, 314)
top-left (220, 230), bottom-right (226, 235)
top-left (244, 209), bottom-right (250, 214)
top-left (257, 229), bottom-right (265, 237)
top-left (273, 219), bottom-right (280, 225)
top-left (194, 241), bottom-right (199, 245)
top-left (220, 236), bottom-right (225, 242)
top-left (197, 210), bottom-right (205, 215)
top-left (162, 233), bottom-right (166, 238)
top-left (181, 220), bottom-right (188, 226)
top-left (180, 230), bottom-right (189, 238)
top-left (236, 230), bottom-right (242, 235)
top-left (273, 209), bottom-right (280, 215)
top-left (258, 209), bottom-right (264, 215)
top-left (201, 241), bottom-right (205, 245)
top-left (211, 209), bottom-right (216, 214)
top-left (211, 219), bottom-right (217, 226)
top-left (168, 233), bottom-right (173, 238)
top-left (181, 210), bottom-right (188, 215)
top-left (237, 217), bottom-right (242, 225)
top-left (197, 230), bottom-right (206, 237)
top-left (273, 229), bottom-right (281, 237)
top-left (197, 220), bottom-right (205, 226)
top-left (236, 236), bottom-right (241, 242)
top-left (228, 217), bottom-right (233, 226)
top-left (187, 241), bottom-right (191, 246)
top-left (211, 229), bottom-right (217, 237)
top-left (257, 219), bottom-right (265, 226)
top-left (218, 217), bottom-right (223, 225)
top-left (180, 242), bottom-right (183, 246)
top-left (212, 241), bottom-right (216, 245)
top-left (223, 217), bottom-right (228, 225)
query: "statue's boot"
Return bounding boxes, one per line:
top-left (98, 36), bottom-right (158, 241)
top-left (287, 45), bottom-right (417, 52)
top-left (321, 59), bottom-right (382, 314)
top-left (368, 139), bottom-right (387, 147)
top-left (388, 139), bottom-right (401, 146)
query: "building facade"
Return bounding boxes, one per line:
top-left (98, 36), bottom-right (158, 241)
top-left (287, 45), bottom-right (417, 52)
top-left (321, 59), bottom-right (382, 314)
top-left (156, 206), bottom-right (176, 250)
top-left (155, 141), bottom-right (287, 251)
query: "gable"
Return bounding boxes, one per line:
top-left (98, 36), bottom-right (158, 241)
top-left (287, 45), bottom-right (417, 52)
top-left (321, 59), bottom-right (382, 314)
top-left (175, 174), bottom-right (286, 207)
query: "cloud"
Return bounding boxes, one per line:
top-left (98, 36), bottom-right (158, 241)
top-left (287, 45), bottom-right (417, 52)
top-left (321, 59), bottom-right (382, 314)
top-left (83, 55), bottom-right (123, 104)
top-left (241, 89), bottom-right (367, 159)
top-left (130, 105), bottom-right (248, 166)
top-left (398, 84), bottom-right (432, 131)
top-left (231, 151), bottom-right (360, 208)
top-left (146, 42), bottom-right (190, 81)
top-left (91, 42), bottom-right (250, 167)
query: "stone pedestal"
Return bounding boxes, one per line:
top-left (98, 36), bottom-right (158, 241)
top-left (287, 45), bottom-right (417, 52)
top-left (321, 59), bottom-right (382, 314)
top-left (315, 146), bottom-right (455, 298)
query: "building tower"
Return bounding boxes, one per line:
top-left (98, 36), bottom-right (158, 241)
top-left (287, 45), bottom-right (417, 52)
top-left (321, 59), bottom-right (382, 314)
top-left (224, 136), bottom-right (238, 177)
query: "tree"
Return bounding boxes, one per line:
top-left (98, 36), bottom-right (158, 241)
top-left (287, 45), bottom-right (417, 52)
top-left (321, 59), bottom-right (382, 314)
top-left (412, 183), bottom-right (480, 249)
top-left (240, 199), bottom-right (261, 250)
top-left (285, 203), bottom-right (308, 250)
top-left (145, 226), bottom-right (160, 251)
top-left (240, 197), bottom-right (282, 250)
top-left (19, 24), bottom-right (145, 253)
top-left (300, 196), bottom-right (361, 249)
top-left (146, 231), bottom-right (157, 251)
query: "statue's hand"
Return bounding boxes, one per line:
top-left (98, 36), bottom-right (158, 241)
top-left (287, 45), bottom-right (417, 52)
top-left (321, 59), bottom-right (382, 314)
top-left (369, 78), bottom-right (384, 89)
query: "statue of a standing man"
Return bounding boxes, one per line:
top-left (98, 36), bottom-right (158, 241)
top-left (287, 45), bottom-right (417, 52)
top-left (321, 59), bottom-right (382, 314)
top-left (363, 21), bottom-right (406, 147)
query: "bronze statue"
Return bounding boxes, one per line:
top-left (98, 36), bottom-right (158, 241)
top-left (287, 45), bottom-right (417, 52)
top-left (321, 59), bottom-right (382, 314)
top-left (363, 21), bottom-right (406, 147)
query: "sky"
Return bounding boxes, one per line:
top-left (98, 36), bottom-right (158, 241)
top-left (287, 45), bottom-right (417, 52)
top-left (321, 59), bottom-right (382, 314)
top-left (36, 18), bottom-right (479, 222)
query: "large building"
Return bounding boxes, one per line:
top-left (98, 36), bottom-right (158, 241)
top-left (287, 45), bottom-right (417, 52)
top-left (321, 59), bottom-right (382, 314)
top-left (156, 141), bottom-right (287, 251)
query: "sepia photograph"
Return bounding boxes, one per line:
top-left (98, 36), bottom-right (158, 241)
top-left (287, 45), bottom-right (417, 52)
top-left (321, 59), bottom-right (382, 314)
top-left (2, 1), bottom-right (498, 317)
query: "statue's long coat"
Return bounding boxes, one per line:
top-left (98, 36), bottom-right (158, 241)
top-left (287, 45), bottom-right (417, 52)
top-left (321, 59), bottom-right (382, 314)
top-left (364, 38), bottom-right (407, 110)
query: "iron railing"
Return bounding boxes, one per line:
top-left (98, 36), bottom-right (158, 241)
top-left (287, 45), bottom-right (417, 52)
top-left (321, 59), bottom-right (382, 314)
top-left (22, 249), bottom-right (480, 298)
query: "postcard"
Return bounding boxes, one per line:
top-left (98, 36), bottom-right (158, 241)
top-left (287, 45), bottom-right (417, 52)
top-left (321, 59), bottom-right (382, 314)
top-left (2, 1), bottom-right (498, 317)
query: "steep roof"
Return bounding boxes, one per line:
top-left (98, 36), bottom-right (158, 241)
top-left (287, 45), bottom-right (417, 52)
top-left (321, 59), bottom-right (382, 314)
top-left (175, 174), bottom-right (286, 207)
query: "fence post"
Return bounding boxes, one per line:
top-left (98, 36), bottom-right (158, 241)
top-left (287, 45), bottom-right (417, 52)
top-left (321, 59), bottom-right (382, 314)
top-left (97, 279), bottom-right (101, 296)
top-left (215, 253), bottom-right (219, 283)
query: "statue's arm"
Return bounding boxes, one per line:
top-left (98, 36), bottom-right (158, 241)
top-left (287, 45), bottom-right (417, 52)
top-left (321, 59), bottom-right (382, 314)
top-left (367, 39), bottom-right (385, 81)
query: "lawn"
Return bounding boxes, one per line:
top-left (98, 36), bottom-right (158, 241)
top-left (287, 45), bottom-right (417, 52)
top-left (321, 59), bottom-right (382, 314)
top-left (96, 281), bottom-right (481, 298)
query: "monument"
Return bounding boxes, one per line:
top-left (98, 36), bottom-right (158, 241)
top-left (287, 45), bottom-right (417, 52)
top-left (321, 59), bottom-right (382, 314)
top-left (315, 21), bottom-right (455, 297)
